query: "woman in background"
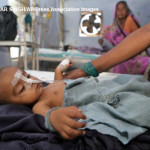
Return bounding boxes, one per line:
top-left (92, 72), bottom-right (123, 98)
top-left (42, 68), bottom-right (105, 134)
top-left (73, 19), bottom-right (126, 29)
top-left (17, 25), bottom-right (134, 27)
top-left (99, 1), bottom-right (149, 75)
top-left (64, 23), bottom-right (150, 79)
top-left (100, 1), bottom-right (140, 47)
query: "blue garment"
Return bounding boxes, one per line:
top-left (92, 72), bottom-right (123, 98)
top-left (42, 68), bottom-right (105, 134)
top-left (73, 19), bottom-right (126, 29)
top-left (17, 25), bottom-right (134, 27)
top-left (63, 75), bottom-right (150, 144)
top-left (42, 81), bottom-right (49, 87)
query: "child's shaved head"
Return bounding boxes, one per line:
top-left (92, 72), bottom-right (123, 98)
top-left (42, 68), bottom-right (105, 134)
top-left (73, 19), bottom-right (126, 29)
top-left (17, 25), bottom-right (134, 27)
top-left (0, 67), bottom-right (43, 104)
top-left (0, 67), bottom-right (18, 103)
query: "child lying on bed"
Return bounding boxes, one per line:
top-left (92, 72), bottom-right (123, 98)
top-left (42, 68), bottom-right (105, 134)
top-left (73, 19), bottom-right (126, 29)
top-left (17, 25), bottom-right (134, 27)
top-left (1, 61), bottom-right (150, 145)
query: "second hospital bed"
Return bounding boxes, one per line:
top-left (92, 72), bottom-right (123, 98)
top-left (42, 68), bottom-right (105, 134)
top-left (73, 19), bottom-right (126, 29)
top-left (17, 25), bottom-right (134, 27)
top-left (34, 48), bottom-right (100, 70)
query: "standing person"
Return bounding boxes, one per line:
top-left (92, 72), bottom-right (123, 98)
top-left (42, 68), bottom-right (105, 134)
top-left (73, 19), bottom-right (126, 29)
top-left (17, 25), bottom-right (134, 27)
top-left (99, 1), bottom-right (149, 75)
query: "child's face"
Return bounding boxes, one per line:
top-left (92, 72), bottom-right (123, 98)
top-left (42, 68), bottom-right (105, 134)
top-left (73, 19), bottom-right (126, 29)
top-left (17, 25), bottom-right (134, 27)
top-left (0, 67), bottom-right (43, 105)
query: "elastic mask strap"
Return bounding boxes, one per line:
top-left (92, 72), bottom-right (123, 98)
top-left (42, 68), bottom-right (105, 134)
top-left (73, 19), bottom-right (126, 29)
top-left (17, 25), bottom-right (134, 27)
top-left (12, 70), bottom-right (41, 88)
top-left (12, 70), bottom-right (22, 86)
top-left (20, 75), bottom-right (41, 88)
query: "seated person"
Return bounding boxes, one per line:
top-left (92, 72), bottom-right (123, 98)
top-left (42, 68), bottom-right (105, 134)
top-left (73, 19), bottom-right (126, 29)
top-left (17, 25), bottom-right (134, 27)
top-left (97, 1), bottom-right (150, 75)
top-left (99, 1), bottom-right (140, 50)
top-left (1, 61), bottom-right (150, 145)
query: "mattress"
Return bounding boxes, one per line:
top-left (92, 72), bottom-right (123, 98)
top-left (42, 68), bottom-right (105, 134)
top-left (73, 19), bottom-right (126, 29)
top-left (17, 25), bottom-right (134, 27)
top-left (38, 48), bottom-right (99, 60)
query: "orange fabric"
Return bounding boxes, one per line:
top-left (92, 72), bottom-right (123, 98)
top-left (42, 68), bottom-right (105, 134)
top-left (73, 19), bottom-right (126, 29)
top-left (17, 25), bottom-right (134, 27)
top-left (123, 16), bottom-right (139, 33)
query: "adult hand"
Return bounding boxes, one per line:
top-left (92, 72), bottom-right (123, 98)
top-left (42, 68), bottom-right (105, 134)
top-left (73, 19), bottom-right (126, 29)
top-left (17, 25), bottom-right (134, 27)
top-left (64, 68), bottom-right (87, 79)
top-left (49, 106), bottom-right (86, 140)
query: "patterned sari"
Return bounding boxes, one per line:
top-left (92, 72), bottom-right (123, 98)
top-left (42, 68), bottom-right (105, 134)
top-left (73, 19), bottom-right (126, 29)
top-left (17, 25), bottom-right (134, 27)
top-left (103, 9), bottom-right (149, 75)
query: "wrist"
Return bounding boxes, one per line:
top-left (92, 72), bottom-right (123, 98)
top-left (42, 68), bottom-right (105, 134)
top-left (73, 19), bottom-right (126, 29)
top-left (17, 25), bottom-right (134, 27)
top-left (55, 67), bottom-right (63, 73)
top-left (45, 107), bottom-right (60, 132)
top-left (80, 62), bottom-right (99, 77)
top-left (78, 68), bottom-right (87, 77)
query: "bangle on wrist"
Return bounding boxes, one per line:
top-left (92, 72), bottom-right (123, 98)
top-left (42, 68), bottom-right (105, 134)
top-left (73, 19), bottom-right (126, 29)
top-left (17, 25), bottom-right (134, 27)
top-left (81, 62), bottom-right (99, 77)
top-left (45, 107), bottom-right (60, 132)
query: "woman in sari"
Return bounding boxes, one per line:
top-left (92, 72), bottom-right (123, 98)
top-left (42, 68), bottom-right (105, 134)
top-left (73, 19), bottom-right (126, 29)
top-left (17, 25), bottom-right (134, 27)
top-left (99, 1), bottom-right (150, 75)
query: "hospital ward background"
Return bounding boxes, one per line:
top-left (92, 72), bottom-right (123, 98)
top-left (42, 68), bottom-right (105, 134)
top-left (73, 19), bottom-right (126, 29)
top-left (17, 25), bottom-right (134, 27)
top-left (0, 0), bottom-right (150, 149)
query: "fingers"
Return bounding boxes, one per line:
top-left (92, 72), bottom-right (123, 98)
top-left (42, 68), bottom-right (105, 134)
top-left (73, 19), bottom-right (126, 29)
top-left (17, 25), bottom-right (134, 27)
top-left (61, 126), bottom-right (86, 140)
top-left (70, 60), bottom-right (74, 65)
top-left (49, 106), bottom-right (87, 140)
top-left (66, 106), bottom-right (86, 120)
top-left (60, 106), bottom-right (86, 130)
top-left (57, 59), bottom-right (74, 72)
top-left (63, 106), bottom-right (86, 129)
top-left (65, 60), bottom-right (74, 68)
top-left (65, 116), bottom-right (86, 128)
top-left (69, 110), bottom-right (86, 120)
top-left (67, 106), bottom-right (82, 112)
top-left (64, 68), bottom-right (86, 79)
top-left (60, 131), bottom-right (71, 140)
top-left (66, 63), bottom-right (72, 68)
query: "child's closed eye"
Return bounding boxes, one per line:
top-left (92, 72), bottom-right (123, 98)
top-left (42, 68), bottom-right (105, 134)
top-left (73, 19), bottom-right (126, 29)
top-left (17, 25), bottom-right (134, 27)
top-left (19, 85), bottom-right (25, 94)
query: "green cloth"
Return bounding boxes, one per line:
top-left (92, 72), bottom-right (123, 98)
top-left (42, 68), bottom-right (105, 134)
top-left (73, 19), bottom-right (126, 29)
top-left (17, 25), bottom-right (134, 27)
top-left (63, 75), bottom-right (150, 144)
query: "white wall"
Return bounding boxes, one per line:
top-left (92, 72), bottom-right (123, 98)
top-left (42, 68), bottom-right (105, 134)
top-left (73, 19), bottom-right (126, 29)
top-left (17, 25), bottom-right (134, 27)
top-left (63, 0), bottom-right (150, 48)
top-left (1, 0), bottom-right (149, 49)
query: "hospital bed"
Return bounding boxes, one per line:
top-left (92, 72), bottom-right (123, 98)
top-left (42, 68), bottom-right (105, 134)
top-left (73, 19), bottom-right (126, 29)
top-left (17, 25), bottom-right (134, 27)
top-left (35, 48), bottom-right (99, 70)
top-left (0, 71), bottom-right (150, 150)
top-left (0, 41), bottom-right (39, 70)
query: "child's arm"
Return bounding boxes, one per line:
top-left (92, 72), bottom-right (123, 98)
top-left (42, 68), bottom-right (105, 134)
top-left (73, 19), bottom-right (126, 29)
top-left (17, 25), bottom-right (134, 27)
top-left (54, 67), bottom-right (64, 80)
top-left (54, 59), bottom-right (73, 80)
top-left (33, 102), bottom-right (86, 140)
